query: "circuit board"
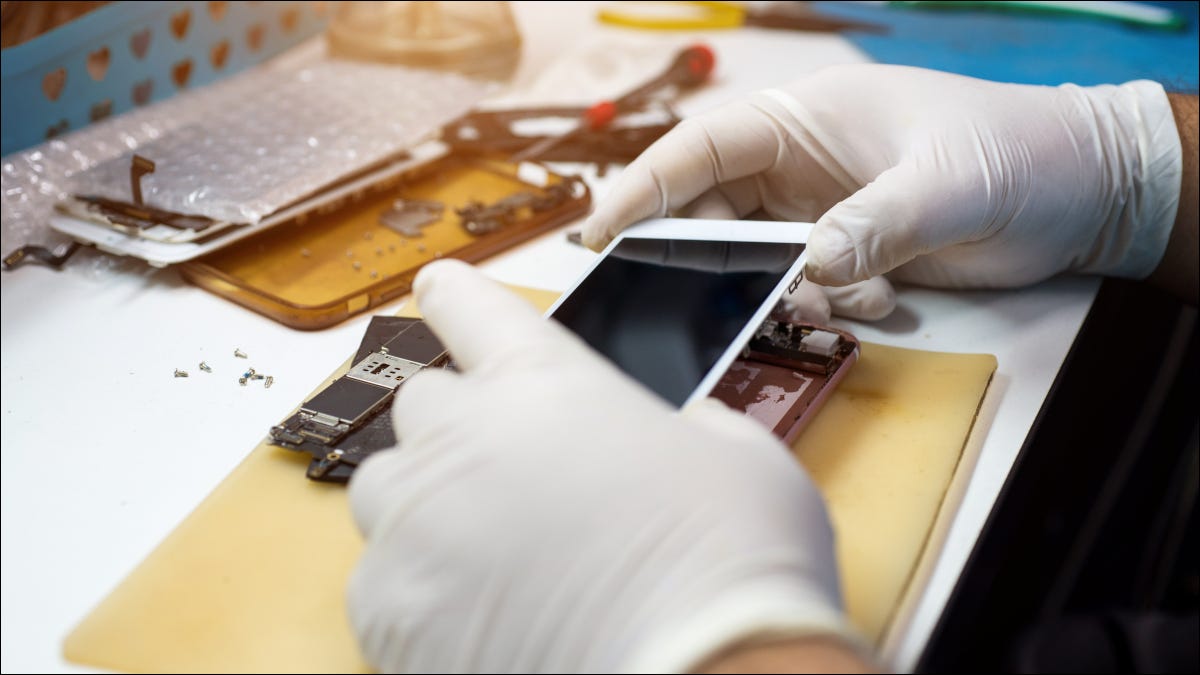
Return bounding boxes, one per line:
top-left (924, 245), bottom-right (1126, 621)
top-left (267, 316), bottom-right (449, 482)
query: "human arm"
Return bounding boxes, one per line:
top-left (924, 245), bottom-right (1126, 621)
top-left (696, 635), bottom-right (877, 674)
top-left (582, 65), bottom-right (1186, 304)
top-left (1146, 93), bottom-right (1198, 304)
top-left (346, 260), bottom-right (871, 673)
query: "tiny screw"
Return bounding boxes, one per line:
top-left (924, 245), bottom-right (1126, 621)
top-left (265, 375), bottom-right (274, 389)
top-left (234, 348), bottom-right (248, 359)
top-left (238, 377), bottom-right (248, 386)
top-left (199, 361), bottom-right (212, 373)
top-left (174, 369), bottom-right (188, 378)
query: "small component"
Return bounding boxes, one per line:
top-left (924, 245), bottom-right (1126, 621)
top-left (265, 375), bottom-right (274, 388)
top-left (799, 330), bottom-right (840, 357)
top-left (234, 348), bottom-right (248, 359)
top-left (388, 244), bottom-right (396, 252)
top-left (199, 361), bottom-right (213, 373)
top-left (346, 352), bottom-right (426, 388)
top-left (251, 373), bottom-right (265, 381)
top-left (746, 320), bottom-right (852, 376)
top-left (376, 247), bottom-right (384, 256)
top-left (301, 248), bottom-right (311, 258)
top-left (346, 249), bottom-right (354, 258)
top-left (310, 450), bottom-right (345, 479)
top-left (244, 367), bottom-right (257, 378)
top-left (2, 242), bottom-right (82, 271)
top-left (129, 154), bottom-right (155, 206)
top-left (370, 270), bottom-right (378, 279)
top-left (239, 377), bottom-right (248, 386)
top-left (433, 251), bottom-right (442, 259)
top-left (417, 244), bottom-right (427, 253)
top-left (364, 231), bottom-right (373, 241)
top-left (455, 179), bottom-right (584, 236)
top-left (174, 369), bottom-right (188, 378)
top-left (379, 199), bottom-right (444, 237)
top-left (353, 261), bottom-right (362, 271)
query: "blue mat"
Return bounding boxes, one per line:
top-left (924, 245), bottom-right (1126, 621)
top-left (814, 1), bottom-right (1199, 92)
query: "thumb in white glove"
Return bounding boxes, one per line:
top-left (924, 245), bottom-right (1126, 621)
top-left (584, 64), bottom-right (1182, 291)
top-left (347, 259), bottom-right (864, 673)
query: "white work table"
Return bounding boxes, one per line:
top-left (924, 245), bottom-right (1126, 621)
top-left (0, 3), bottom-right (1099, 672)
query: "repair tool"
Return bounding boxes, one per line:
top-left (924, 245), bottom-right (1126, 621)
top-left (510, 43), bottom-right (715, 162)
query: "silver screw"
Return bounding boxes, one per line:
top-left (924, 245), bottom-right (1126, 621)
top-left (234, 348), bottom-right (248, 359)
top-left (265, 375), bottom-right (274, 388)
top-left (174, 369), bottom-right (188, 378)
top-left (199, 361), bottom-right (212, 373)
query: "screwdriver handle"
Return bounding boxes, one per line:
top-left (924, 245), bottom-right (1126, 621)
top-left (610, 44), bottom-right (715, 116)
top-left (512, 44), bottom-right (715, 161)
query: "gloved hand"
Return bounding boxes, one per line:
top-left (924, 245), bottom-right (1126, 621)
top-left (347, 260), bottom-right (862, 673)
top-left (583, 64), bottom-right (1182, 293)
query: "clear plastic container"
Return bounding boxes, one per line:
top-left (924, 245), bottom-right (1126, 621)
top-left (326, 1), bottom-right (521, 81)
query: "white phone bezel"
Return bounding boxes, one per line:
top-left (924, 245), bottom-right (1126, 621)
top-left (545, 217), bottom-right (812, 407)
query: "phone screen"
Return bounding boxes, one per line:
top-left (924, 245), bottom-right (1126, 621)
top-left (550, 237), bottom-right (805, 406)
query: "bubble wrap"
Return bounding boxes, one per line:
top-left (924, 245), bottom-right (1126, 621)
top-left (2, 58), bottom-right (491, 252)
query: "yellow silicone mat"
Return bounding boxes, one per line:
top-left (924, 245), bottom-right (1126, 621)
top-left (64, 288), bottom-right (996, 672)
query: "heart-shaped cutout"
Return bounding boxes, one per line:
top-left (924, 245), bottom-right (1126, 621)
top-left (171, 8), bottom-right (191, 40)
top-left (45, 119), bottom-right (70, 140)
top-left (130, 28), bottom-right (151, 59)
top-left (210, 39), bottom-right (230, 69)
top-left (208, 1), bottom-right (228, 21)
top-left (172, 59), bottom-right (193, 88)
top-left (280, 6), bottom-right (299, 33)
top-left (246, 23), bottom-right (265, 52)
top-left (42, 68), bottom-right (66, 101)
top-left (87, 46), bottom-right (110, 81)
top-left (90, 99), bottom-right (113, 122)
top-left (132, 79), bottom-right (154, 106)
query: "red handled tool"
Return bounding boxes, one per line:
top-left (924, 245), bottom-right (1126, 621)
top-left (511, 44), bottom-right (715, 163)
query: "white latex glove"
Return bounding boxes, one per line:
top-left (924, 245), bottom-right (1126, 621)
top-left (583, 64), bottom-right (1182, 292)
top-left (348, 260), bottom-right (861, 673)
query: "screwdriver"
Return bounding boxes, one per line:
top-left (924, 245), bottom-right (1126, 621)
top-left (511, 43), bottom-right (715, 163)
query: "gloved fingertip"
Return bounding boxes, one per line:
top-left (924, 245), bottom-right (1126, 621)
top-left (782, 279), bottom-right (832, 324)
top-left (412, 258), bottom-right (474, 303)
top-left (858, 279), bottom-right (897, 321)
top-left (805, 220), bottom-right (861, 287)
top-left (347, 449), bottom-right (407, 535)
top-left (580, 216), bottom-right (612, 252)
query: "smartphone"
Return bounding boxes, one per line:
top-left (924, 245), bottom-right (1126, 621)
top-left (546, 218), bottom-right (810, 407)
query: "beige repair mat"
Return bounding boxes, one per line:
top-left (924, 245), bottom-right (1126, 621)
top-left (65, 287), bottom-right (996, 672)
